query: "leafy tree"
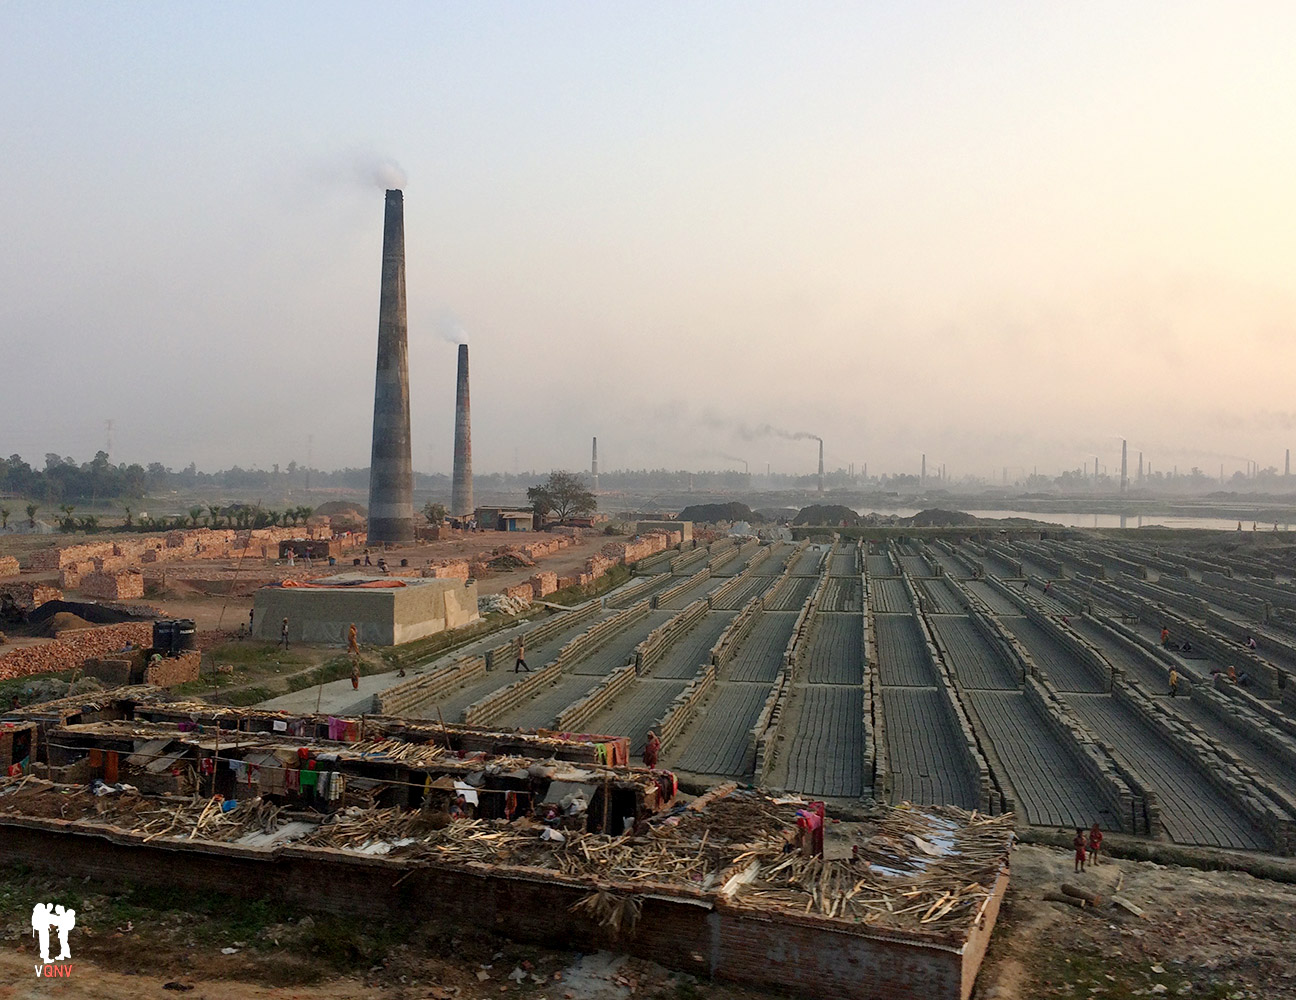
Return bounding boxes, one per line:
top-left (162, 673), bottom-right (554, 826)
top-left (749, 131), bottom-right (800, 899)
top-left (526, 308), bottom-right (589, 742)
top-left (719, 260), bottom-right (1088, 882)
top-left (189, 506), bottom-right (204, 527)
top-left (527, 471), bottom-right (596, 521)
top-left (79, 514), bottom-right (99, 533)
top-left (122, 505), bottom-right (133, 528)
top-left (0, 506), bottom-right (8, 529)
top-left (26, 503), bottom-right (38, 528)
top-left (422, 501), bottom-right (447, 524)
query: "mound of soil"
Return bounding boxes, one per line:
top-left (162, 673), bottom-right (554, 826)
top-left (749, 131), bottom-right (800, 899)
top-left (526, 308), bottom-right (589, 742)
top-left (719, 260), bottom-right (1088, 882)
top-left (42, 612), bottom-right (95, 635)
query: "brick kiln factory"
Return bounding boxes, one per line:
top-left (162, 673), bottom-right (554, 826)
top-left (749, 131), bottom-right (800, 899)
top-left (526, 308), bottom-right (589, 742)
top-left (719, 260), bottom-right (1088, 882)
top-left (5, 189), bottom-right (1296, 998)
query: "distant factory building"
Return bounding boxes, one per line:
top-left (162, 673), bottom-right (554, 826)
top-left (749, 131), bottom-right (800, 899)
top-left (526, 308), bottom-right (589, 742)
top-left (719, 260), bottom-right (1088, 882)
top-left (474, 507), bottom-right (534, 532)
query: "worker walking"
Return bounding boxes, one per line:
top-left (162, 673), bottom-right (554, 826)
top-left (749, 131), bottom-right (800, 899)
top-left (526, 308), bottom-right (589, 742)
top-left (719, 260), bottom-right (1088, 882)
top-left (1168, 667), bottom-right (1180, 697)
top-left (1160, 626), bottom-right (1170, 647)
top-left (514, 638), bottom-right (529, 673)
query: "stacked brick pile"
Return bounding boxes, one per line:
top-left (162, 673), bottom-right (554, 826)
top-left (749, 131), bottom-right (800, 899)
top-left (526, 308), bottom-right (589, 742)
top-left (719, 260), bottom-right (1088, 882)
top-left (423, 560), bottom-right (472, 580)
top-left (0, 582), bottom-right (62, 613)
top-left (79, 569), bottom-right (145, 600)
top-left (527, 571), bottom-right (559, 598)
top-left (0, 621), bottom-right (152, 681)
top-left (502, 584), bottom-right (535, 604)
top-left (29, 527), bottom-right (364, 597)
top-left (0, 556), bottom-right (19, 579)
top-left (143, 650), bottom-right (200, 687)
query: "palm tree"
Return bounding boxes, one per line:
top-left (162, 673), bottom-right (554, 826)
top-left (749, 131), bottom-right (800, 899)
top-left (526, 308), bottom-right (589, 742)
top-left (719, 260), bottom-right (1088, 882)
top-left (122, 504), bottom-right (133, 528)
top-left (189, 506), bottom-right (203, 528)
top-left (0, 506), bottom-right (9, 530)
top-left (25, 503), bottom-right (38, 528)
top-left (207, 504), bottom-right (222, 528)
top-left (298, 505), bottom-right (314, 525)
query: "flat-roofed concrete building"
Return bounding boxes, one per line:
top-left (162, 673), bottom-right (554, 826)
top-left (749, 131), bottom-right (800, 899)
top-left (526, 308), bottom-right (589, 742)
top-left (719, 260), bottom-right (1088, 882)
top-left (252, 576), bottom-right (478, 646)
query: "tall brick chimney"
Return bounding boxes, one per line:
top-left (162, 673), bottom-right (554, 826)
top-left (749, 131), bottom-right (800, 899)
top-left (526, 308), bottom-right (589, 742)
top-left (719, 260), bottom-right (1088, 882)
top-left (817, 439), bottom-right (824, 494)
top-left (367, 189), bottom-right (415, 545)
top-left (451, 343), bottom-right (473, 517)
top-left (591, 436), bottom-right (599, 493)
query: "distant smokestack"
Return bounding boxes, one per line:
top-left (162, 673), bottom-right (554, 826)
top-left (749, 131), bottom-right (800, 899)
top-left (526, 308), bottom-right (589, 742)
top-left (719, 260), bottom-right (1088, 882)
top-left (921, 453), bottom-right (926, 485)
top-left (1095, 455), bottom-right (1099, 485)
top-left (817, 439), bottom-right (824, 493)
top-left (450, 343), bottom-right (473, 517)
top-left (1138, 452), bottom-right (1143, 483)
top-left (591, 436), bottom-right (599, 493)
top-left (368, 189), bottom-right (415, 545)
top-left (1286, 449), bottom-right (1290, 477)
top-left (1121, 440), bottom-right (1128, 493)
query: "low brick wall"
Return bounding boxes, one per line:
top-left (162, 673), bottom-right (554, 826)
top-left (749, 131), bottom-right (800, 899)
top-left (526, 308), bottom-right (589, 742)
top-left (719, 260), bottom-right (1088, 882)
top-left (636, 599), bottom-right (707, 674)
top-left (373, 656), bottom-right (487, 715)
top-left (668, 545), bottom-right (708, 575)
top-left (556, 663), bottom-right (637, 732)
top-left (908, 578), bottom-right (995, 814)
top-left (653, 568), bottom-right (709, 609)
top-left (1110, 677), bottom-right (1295, 854)
top-left (464, 601), bottom-right (649, 725)
top-left (485, 602), bottom-right (601, 670)
top-left (1022, 675), bottom-right (1146, 834)
top-left (657, 663), bottom-right (716, 749)
top-left (0, 819), bottom-right (1004, 1000)
top-left (710, 597), bottom-right (764, 669)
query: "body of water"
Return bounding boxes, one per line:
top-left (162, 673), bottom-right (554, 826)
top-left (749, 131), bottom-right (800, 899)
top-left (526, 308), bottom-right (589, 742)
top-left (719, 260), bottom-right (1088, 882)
top-left (855, 507), bottom-right (1292, 531)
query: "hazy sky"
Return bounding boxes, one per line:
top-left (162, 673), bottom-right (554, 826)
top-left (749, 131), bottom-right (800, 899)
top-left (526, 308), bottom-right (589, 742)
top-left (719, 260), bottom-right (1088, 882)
top-left (4, 2), bottom-right (1295, 481)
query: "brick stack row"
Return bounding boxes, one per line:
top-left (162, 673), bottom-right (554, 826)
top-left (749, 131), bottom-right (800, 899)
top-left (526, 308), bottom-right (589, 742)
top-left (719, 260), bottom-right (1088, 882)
top-left (0, 621), bottom-right (153, 681)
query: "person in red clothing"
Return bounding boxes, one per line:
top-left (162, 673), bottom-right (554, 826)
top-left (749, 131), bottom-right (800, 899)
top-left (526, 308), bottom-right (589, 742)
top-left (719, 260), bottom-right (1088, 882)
top-left (1073, 829), bottom-right (1088, 872)
top-left (1087, 822), bottom-right (1104, 866)
top-left (642, 731), bottom-right (661, 769)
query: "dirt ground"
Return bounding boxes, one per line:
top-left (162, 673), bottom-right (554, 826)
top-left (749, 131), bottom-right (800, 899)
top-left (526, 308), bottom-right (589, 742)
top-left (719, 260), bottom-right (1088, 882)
top-left (976, 843), bottom-right (1296, 999)
top-left (1, 528), bottom-right (614, 645)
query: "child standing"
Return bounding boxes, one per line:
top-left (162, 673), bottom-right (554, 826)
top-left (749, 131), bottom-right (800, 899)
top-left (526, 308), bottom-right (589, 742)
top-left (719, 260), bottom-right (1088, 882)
top-left (1087, 822), bottom-right (1103, 866)
top-left (1073, 829), bottom-right (1088, 873)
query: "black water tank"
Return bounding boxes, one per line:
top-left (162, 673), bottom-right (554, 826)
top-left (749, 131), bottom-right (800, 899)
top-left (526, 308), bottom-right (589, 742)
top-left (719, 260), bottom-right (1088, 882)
top-left (153, 620), bottom-right (176, 653)
top-left (175, 619), bottom-right (196, 651)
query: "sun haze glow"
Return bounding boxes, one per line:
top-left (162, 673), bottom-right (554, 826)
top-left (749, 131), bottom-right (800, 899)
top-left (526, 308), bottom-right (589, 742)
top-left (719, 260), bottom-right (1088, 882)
top-left (2, 2), bottom-right (1293, 479)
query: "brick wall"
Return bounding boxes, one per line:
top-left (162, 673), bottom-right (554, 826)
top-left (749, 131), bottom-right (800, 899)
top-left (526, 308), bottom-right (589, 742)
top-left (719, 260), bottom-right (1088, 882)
top-left (0, 820), bottom-right (1005, 1000)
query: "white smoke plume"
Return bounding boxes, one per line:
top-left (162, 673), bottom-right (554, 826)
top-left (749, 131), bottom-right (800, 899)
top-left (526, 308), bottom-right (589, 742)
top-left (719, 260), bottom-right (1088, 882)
top-left (736, 423), bottom-right (821, 443)
top-left (436, 310), bottom-right (469, 345)
top-left (360, 156), bottom-right (408, 190)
